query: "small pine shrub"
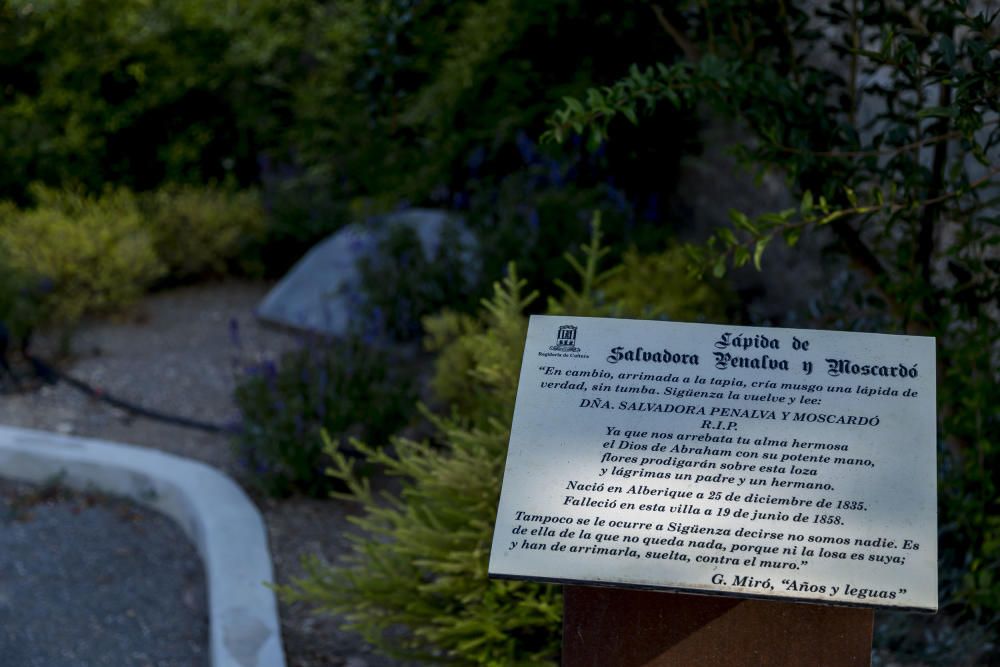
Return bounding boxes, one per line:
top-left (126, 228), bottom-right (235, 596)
top-left (282, 266), bottom-right (553, 665)
top-left (141, 185), bottom-right (267, 281)
top-left (0, 185), bottom-right (165, 328)
top-left (279, 220), bottom-right (732, 663)
top-left (232, 337), bottom-right (416, 497)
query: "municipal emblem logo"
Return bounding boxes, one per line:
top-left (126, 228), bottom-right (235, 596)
top-left (550, 324), bottom-right (580, 352)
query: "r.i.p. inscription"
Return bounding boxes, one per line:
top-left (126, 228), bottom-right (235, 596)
top-left (489, 316), bottom-right (937, 611)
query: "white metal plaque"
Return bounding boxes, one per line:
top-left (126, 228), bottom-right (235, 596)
top-left (489, 315), bottom-right (937, 611)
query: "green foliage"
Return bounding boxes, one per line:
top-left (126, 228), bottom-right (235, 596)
top-left (254, 172), bottom-right (351, 277)
top-left (232, 339), bottom-right (416, 498)
top-left (278, 221), bottom-right (731, 663)
top-left (141, 185), bottom-right (266, 281)
top-left (0, 249), bottom-right (42, 344)
top-left (0, 0), bottom-right (247, 198)
top-left (469, 175), bottom-right (639, 309)
top-left (549, 0), bottom-right (1000, 630)
top-left (354, 220), bottom-right (477, 341)
top-left (0, 0), bottom-right (696, 299)
top-left (288, 0), bottom-right (685, 209)
top-left (0, 185), bottom-right (165, 328)
top-left (0, 1), bottom-right (688, 215)
top-left (601, 244), bottom-right (731, 323)
top-left (283, 268), bottom-right (547, 665)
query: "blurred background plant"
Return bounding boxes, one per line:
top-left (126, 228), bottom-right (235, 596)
top-left (278, 222), bottom-right (732, 663)
top-left (353, 218), bottom-right (478, 342)
top-left (140, 185), bottom-right (267, 283)
top-left (0, 185), bottom-right (164, 331)
top-left (232, 336), bottom-right (417, 498)
top-left (0, 0), bottom-right (695, 281)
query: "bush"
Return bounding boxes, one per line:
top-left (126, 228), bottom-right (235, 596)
top-left (601, 244), bottom-right (731, 323)
top-left (232, 337), bottom-right (416, 497)
top-left (467, 169), bottom-right (633, 308)
top-left (354, 218), bottom-right (478, 341)
top-left (0, 185), bottom-right (164, 328)
top-left (256, 166), bottom-right (352, 277)
top-left (548, 0), bottom-right (1000, 649)
top-left (278, 222), bottom-right (731, 663)
top-left (0, 250), bottom-right (42, 345)
top-left (141, 185), bottom-right (266, 281)
top-left (0, 1), bottom-right (693, 234)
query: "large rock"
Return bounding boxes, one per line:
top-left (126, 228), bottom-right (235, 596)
top-left (256, 209), bottom-right (476, 337)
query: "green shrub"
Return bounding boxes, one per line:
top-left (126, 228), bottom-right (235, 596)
top-left (0, 1), bottom-right (691, 235)
top-left (0, 249), bottom-right (41, 344)
top-left (0, 185), bottom-right (164, 328)
top-left (279, 222), bottom-right (731, 663)
top-left (255, 171), bottom-right (352, 277)
top-left (468, 172), bottom-right (637, 308)
top-left (142, 185), bottom-right (266, 281)
top-left (601, 244), bottom-right (731, 323)
top-left (354, 219), bottom-right (478, 341)
top-left (232, 338), bottom-right (416, 497)
top-left (548, 0), bottom-right (1000, 644)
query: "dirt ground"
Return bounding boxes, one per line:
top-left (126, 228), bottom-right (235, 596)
top-left (0, 281), bottom-right (405, 667)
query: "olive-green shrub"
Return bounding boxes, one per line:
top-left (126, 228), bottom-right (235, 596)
top-left (601, 244), bottom-right (731, 323)
top-left (142, 185), bottom-right (266, 281)
top-left (279, 222), bottom-right (731, 664)
top-left (0, 185), bottom-right (164, 327)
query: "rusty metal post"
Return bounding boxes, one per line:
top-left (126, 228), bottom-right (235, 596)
top-left (563, 586), bottom-right (874, 666)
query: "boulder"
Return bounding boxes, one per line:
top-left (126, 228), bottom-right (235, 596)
top-left (256, 209), bottom-right (475, 337)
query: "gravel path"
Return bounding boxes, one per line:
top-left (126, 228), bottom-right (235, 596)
top-left (0, 282), bottom-right (408, 667)
top-left (0, 479), bottom-right (207, 667)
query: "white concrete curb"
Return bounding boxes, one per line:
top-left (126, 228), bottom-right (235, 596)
top-left (0, 425), bottom-right (286, 667)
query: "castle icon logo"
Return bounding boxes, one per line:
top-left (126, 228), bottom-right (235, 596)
top-left (549, 324), bottom-right (580, 352)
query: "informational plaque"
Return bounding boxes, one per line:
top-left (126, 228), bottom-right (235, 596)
top-left (489, 316), bottom-right (937, 611)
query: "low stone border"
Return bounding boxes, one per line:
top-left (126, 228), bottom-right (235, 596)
top-left (0, 424), bottom-right (286, 667)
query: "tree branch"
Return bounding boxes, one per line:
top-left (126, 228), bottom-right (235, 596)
top-left (651, 5), bottom-right (700, 61)
top-left (769, 119), bottom-right (999, 159)
top-left (916, 81), bottom-right (951, 321)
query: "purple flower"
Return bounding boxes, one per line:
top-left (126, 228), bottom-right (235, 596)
top-left (228, 318), bottom-right (242, 348)
top-left (528, 208), bottom-right (540, 230)
top-left (35, 276), bottom-right (55, 294)
top-left (466, 146), bottom-right (486, 175)
top-left (642, 193), bottom-right (661, 222)
top-left (516, 131), bottom-right (538, 165)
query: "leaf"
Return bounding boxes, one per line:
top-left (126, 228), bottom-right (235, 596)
top-left (717, 227), bottom-right (737, 246)
top-left (939, 35), bottom-right (956, 67)
top-left (800, 191), bottom-right (814, 215)
top-left (733, 245), bottom-right (751, 267)
top-left (587, 126), bottom-right (603, 152)
top-left (916, 106), bottom-right (957, 119)
top-left (728, 209), bottom-right (758, 234)
top-left (562, 96), bottom-right (584, 114)
top-left (753, 237), bottom-right (769, 270)
top-left (712, 255), bottom-right (727, 278)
